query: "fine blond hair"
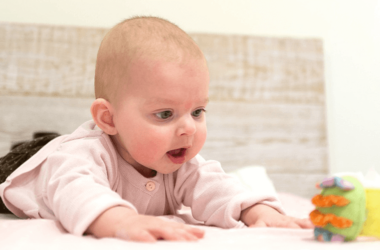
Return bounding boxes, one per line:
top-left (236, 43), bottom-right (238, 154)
top-left (94, 16), bottom-right (205, 103)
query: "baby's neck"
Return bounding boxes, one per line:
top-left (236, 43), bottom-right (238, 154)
top-left (138, 168), bottom-right (157, 178)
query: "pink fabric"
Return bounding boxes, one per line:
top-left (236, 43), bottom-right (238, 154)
top-left (0, 120), bottom-right (283, 236)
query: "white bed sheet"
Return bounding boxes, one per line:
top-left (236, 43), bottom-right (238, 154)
top-left (1, 193), bottom-right (379, 250)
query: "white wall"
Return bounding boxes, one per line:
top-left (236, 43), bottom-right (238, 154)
top-left (1, 0), bottom-right (380, 174)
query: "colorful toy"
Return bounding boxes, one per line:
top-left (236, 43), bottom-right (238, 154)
top-left (310, 176), bottom-right (380, 242)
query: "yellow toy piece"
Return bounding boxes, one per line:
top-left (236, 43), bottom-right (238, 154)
top-left (361, 189), bottom-right (380, 238)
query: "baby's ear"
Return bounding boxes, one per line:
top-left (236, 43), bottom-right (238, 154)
top-left (90, 98), bottom-right (117, 135)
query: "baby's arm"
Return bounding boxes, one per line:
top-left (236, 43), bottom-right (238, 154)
top-left (240, 203), bottom-right (313, 229)
top-left (86, 206), bottom-right (205, 242)
top-left (36, 138), bottom-right (203, 241)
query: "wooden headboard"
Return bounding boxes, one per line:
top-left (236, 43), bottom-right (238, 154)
top-left (0, 22), bottom-right (328, 197)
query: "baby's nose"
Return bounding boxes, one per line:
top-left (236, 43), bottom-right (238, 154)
top-left (177, 115), bottom-right (196, 136)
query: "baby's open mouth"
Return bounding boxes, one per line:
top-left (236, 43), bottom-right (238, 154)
top-left (166, 148), bottom-right (187, 164)
top-left (167, 148), bottom-right (186, 157)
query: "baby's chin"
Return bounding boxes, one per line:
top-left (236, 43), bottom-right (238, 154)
top-left (150, 157), bottom-right (192, 175)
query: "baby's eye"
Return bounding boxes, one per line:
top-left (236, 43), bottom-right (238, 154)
top-left (155, 110), bottom-right (173, 119)
top-left (192, 109), bottom-right (205, 118)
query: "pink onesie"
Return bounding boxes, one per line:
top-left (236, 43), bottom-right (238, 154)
top-left (0, 120), bottom-right (283, 235)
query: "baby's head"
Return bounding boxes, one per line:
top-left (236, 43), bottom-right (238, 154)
top-left (91, 16), bottom-right (209, 177)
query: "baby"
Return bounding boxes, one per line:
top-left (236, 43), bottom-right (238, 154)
top-left (0, 16), bottom-right (312, 242)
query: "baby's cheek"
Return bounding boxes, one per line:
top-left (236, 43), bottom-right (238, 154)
top-left (198, 123), bottom-right (207, 142)
top-left (133, 129), bottom-right (169, 160)
top-left (194, 125), bottom-right (207, 151)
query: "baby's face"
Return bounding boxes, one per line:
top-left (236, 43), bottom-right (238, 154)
top-left (111, 57), bottom-right (209, 175)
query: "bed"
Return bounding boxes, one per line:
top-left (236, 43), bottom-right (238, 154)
top-left (2, 22), bottom-right (377, 249)
top-left (2, 193), bottom-right (379, 249)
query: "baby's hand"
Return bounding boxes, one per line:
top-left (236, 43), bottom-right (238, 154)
top-left (241, 204), bottom-right (314, 229)
top-left (87, 206), bottom-right (204, 242)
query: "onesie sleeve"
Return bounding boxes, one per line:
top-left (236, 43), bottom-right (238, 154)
top-left (4, 137), bottom-right (137, 236)
top-left (172, 155), bottom-right (284, 229)
top-left (43, 149), bottom-right (136, 235)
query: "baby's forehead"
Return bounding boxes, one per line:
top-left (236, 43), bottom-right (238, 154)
top-left (111, 55), bottom-right (209, 111)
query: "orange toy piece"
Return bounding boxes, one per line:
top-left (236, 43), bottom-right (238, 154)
top-left (310, 210), bottom-right (353, 228)
top-left (312, 194), bottom-right (350, 207)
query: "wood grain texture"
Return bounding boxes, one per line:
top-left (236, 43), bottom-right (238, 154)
top-left (192, 34), bottom-right (325, 105)
top-left (0, 22), bottom-right (105, 98)
top-left (0, 22), bottom-right (328, 197)
top-left (200, 101), bottom-right (328, 175)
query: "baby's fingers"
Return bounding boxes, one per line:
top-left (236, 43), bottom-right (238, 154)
top-left (172, 229), bottom-right (200, 241)
top-left (249, 217), bottom-right (313, 229)
top-left (188, 227), bottom-right (205, 238)
top-left (151, 225), bottom-right (204, 241)
top-left (116, 228), bottom-right (193, 242)
top-left (284, 221), bottom-right (302, 229)
top-left (275, 217), bottom-right (313, 229)
top-left (294, 218), bottom-right (314, 229)
top-left (116, 229), bottom-right (156, 242)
